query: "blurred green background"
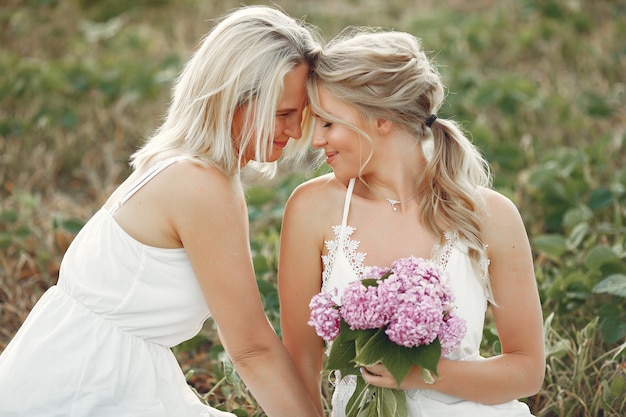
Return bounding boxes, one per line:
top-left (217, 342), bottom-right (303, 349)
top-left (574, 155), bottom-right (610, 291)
top-left (1, 0), bottom-right (625, 416)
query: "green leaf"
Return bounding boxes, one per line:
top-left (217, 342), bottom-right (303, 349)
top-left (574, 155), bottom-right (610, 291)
top-left (360, 278), bottom-right (379, 287)
top-left (222, 356), bottom-right (241, 385)
top-left (562, 206), bottom-right (593, 228)
top-left (326, 322), bottom-right (361, 374)
top-left (408, 339), bottom-right (442, 378)
top-left (345, 377), bottom-right (371, 417)
top-left (363, 393), bottom-right (379, 417)
top-left (252, 254), bottom-right (270, 274)
top-left (353, 329), bottom-right (442, 387)
top-left (14, 225), bottom-right (31, 238)
top-left (376, 387), bottom-right (398, 417)
top-left (600, 315), bottom-right (626, 344)
top-left (593, 274), bottom-right (626, 298)
top-left (587, 187), bottom-right (614, 210)
top-left (0, 210), bottom-right (18, 223)
top-left (390, 388), bottom-right (407, 417)
top-left (380, 343), bottom-right (416, 387)
top-left (533, 234), bottom-right (568, 259)
top-left (421, 368), bottom-right (435, 384)
top-left (345, 384), bottom-right (407, 417)
top-left (584, 246), bottom-right (619, 271)
top-left (60, 218), bottom-right (85, 234)
top-left (565, 222), bottom-right (588, 250)
top-left (255, 278), bottom-right (275, 297)
top-left (0, 232), bottom-right (12, 249)
top-left (353, 329), bottom-right (387, 367)
top-left (608, 373), bottom-right (626, 397)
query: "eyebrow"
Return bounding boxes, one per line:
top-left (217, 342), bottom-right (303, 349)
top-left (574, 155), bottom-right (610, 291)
top-left (276, 96), bottom-right (307, 114)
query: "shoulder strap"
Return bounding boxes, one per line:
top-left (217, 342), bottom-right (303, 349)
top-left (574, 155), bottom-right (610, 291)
top-left (109, 155), bottom-right (190, 215)
top-left (340, 178), bottom-right (356, 226)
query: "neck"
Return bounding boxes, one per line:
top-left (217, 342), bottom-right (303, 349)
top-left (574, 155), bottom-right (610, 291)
top-left (359, 177), bottom-right (417, 212)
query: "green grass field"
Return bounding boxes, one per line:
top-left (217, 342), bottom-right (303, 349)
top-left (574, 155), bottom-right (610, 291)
top-left (1, 0), bottom-right (625, 415)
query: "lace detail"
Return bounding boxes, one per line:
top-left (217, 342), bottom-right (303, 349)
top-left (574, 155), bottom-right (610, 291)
top-left (431, 229), bottom-right (458, 270)
top-left (321, 225), bottom-right (366, 293)
top-left (434, 231), bottom-right (494, 303)
top-left (322, 226), bottom-right (458, 295)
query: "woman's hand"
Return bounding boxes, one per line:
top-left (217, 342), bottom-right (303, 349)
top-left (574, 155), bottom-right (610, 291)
top-left (361, 362), bottom-right (439, 391)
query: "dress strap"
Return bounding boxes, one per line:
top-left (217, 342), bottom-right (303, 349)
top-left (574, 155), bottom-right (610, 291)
top-left (109, 155), bottom-right (190, 215)
top-left (340, 178), bottom-right (356, 226)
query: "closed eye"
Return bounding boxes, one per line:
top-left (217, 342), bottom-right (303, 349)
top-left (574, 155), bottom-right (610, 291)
top-left (314, 116), bottom-right (331, 128)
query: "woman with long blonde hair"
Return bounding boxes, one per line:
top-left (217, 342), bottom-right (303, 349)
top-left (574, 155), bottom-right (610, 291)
top-left (278, 28), bottom-right (544, 416)
top-left (0, 6), bottom-right (322, 417)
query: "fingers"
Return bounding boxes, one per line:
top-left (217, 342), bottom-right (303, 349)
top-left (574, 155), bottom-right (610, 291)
top-left (360, 367), bottom-right (382, 377)
top-left (360, 366), bottom-right (396, 389)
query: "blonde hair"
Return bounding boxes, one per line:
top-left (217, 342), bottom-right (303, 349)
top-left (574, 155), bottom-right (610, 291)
top-left (309, 28), bottom-right (494, 302)
top-left (130, 6), bottom-right (321, 177)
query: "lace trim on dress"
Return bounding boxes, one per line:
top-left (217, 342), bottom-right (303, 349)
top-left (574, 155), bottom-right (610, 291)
top-left (321, 225), bottom-right (366, 293)
top-left (322, 227), bottom-right (458, 294)
top-left (431, 230), bottom-right (458, 270)
top-left (434, 231), bottom-right (494, 303)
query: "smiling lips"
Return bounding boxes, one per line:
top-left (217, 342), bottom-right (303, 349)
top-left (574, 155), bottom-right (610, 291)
top-left (273, 140), bottom-right (288, 149)
top-left (325, 151), bottom-right (338, 164)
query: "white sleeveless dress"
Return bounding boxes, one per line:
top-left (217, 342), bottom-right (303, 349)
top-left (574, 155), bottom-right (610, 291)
top-left (0, 156), bottom-right (234, 417)
top-left (322, 178), bottom-right (534, 417)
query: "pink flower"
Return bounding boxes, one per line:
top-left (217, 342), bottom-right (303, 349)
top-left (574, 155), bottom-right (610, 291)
top-left (385, 294), bottom-right (444, 347)
top-left (340, 281), bottom-right (394, 330)
top-left (365, 266), bottom-right (391, 279)
top-left (308, 254), bottom-right (467, 400)
top-left (308, 292), bottom-right (341, 342)
top-left (354, 256), bottom-right (466, 350)
top-left (392, 257), bottom-right (443, 285)
top-left (438, 311), bottom-right (467, 356)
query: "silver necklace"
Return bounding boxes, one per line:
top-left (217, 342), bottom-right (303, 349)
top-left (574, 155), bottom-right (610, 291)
top-left (384, 196), bottom-right (416, 212)
top-left (362, 180), bottom-right (416, 212)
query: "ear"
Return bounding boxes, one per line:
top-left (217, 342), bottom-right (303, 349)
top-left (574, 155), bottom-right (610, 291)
top-left (376, 118), bottom-right (393, 135)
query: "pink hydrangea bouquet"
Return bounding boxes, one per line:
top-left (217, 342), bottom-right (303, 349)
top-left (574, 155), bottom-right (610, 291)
top-left (308, 256), bottom-right (466, 417)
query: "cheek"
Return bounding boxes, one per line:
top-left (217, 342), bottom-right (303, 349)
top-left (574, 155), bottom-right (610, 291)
top-left (273, 120), bottom-right (285, 137)
top-left (334, 129), bottom-right (357, 150)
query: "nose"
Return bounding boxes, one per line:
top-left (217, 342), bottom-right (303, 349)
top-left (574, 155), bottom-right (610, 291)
top-left (284, 114), bottom-right (303, 140)
top-left (311, 123), bottom-right (326, 149)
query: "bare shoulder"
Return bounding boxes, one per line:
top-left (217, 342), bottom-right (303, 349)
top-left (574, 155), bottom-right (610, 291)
top-left (158, 161), bottom-right (246, 236)
top-left (165, 161), bottom-right (239, 205)
top-left (287, 174), bottom-right (347, 217)
top-left (282, 173), bottom-right (348, 238)
top-left (171, 159), bottom-right (233, 190)
top-left (478, 187), bottom-right (529, 248)
top-left (289, 173), bottom-right (346, 205)
top-left (479, 187), bottom-right (521, 217)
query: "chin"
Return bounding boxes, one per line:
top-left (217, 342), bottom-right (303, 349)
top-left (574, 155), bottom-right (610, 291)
top-left (266, 152), bottom-right (283, 163)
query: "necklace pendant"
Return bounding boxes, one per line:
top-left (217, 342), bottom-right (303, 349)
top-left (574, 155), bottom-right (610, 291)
top-left (386, 198), bottom-right (400, 211)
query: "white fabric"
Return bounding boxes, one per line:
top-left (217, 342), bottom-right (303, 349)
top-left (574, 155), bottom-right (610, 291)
top-left (322, 178), bottom-right (534, 417)
top-left (0, 156), bottom-right (234, 417)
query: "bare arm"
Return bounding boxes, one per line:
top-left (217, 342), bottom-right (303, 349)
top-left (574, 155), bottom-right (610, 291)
top-left (278, 181), bottom-right (331, 415)
top-left (363, 189), bottom-right (545, 404)
top-left (172, 164), bottom-right (320, 417)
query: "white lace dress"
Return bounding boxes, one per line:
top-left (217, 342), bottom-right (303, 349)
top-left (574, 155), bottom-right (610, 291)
top-left (0, 156), bottom-right (234, 417)
top-left (322, 178), bottom-right (535, 417)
